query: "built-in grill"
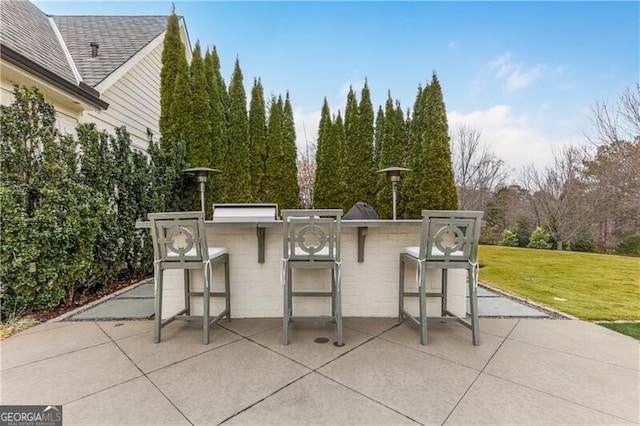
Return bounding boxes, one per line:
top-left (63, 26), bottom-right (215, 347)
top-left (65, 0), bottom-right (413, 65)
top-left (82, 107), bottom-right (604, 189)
top-left (212, 203), bottom-right (279, 222)
top-left (212, 204), bottom-right (279, 263)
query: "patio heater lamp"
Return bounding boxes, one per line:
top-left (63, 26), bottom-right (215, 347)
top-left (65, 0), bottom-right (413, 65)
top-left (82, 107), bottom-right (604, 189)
top-left (377, 167), bottom-right (412, 220)
top-left (183, 167), bottom-right (220, 212)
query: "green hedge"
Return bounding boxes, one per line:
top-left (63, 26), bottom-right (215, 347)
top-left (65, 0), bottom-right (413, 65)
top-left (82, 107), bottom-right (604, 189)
top-left (0, 86), bottom-right (186, 319)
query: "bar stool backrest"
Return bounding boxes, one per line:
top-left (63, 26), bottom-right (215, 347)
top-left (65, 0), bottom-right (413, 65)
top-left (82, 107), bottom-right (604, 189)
top-left (282, 209), bottom-right (342, 262)
top-left (149, 211), bottom-right (209, 269)
top-left (418, 210), bottom-right (483, 264)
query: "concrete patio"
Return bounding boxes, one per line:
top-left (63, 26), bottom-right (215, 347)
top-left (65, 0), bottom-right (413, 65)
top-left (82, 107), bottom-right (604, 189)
top-left (1, 314), bottom-right (638, 425)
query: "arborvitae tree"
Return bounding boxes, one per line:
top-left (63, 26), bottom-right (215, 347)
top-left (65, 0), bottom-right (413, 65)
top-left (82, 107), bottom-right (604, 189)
top-left (167, 61), bottom-right (191, 147)
top-left (313, 99), bottom-right (334, 208)
top-left (342, 86), bottom-right (364, 209)
top-left (375, 96), bottom-right (407, 218)
top-left (186, 42), bottom-right (213, 212)
top-left (204, 47), bottom-right (227, 203)
top-left (332, 113), bottom-right (348, 211)
top-left (265, 95), bottom-right (284, 205)
top-left (357, 80), bottom-right (376, 202)
top-left (210, 46), bottom-right (229, 112)
top-left (249, 78), bottom-right (267, 202)
top-left (314, 105), bottom-right (346, 209)
top-left (224, 58), bottom-right (252, 202)
top-left (282, 93), bottom-right (300, 208)
top-left (159, 11), bottom-right (188, 149)
top-left (419, 72), bottom-right (458, 210)
top-left (402, 85), bottom-right (427, 218)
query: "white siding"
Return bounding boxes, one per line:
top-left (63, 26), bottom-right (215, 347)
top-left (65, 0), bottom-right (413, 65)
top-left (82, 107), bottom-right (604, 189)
top-left (1, 73), bottom-right (81, 136)
top-left (83, 41), bottom-right (162, 152)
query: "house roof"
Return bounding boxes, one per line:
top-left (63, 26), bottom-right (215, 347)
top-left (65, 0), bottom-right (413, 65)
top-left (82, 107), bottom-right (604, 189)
top-left (0, 1), bottom-right (177, 109)
top-left (52, 15), bottom-right (168, 87)
top-left (0, 0), bottom-right (78, 83)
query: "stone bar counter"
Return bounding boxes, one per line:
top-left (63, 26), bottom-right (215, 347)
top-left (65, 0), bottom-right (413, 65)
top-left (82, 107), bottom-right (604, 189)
top-left (136, 220), bottom-right (468, 319)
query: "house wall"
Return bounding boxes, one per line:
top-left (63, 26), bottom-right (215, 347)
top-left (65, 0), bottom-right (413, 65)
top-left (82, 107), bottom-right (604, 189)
top-left (157, 224), bottom-right (468, 319)
top-left (83, 41), bottom-right (163, 152)
top-left (1, 63), bottom-right (84, 135)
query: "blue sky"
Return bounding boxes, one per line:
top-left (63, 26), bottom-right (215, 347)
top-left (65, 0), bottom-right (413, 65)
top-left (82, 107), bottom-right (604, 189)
top-left (36, 1), bottom-right (639, 174)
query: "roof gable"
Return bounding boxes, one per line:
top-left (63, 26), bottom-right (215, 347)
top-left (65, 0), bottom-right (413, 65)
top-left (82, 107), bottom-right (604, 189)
top-left (52, 15), bottom-right (169, 87)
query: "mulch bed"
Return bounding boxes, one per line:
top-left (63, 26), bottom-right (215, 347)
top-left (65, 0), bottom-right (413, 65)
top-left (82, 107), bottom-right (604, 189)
top-left (28, 274), bottom-right (152, 323)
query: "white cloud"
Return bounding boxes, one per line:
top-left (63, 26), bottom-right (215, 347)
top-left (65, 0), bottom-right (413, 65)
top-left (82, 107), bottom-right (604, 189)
top-left (448, 105), bottom-right (574, 175)
top-left (488, 51), bottom-right (548, 92)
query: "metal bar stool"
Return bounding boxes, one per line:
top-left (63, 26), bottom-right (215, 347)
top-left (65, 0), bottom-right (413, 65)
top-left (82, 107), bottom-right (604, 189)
top-left (399, 210), bottom-right (483, 345)
top-left (149, 211), bottom-right (230, 344)
top-left (281, 209), bottom-right (343, 346)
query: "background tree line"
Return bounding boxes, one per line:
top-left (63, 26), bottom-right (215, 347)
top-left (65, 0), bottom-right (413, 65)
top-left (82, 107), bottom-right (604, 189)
top-left (450, 83), bottom-right (640, 255)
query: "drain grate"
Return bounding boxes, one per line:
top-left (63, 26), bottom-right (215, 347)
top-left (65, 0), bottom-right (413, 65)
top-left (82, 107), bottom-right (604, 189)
top-left (314, 337), bottom-right (330, 344)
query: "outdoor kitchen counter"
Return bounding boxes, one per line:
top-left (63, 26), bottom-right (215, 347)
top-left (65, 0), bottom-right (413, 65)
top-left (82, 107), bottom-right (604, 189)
top-left (135, 219), bottom-right (467, 318)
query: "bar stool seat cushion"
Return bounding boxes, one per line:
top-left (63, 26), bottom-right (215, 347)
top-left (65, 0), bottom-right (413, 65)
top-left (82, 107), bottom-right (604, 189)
top-left (403, 246), bottom-right (463, 258)
top-left (166, 246), bottom-right (228, 259)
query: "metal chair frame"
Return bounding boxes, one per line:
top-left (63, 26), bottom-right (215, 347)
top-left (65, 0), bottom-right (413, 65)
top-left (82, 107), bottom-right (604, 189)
top-left (281, 209), bottom-right (343, 346)
top-left (399, 210), bottom-right (483, 345)
top-left (149, 211), bottom-right (230, 344)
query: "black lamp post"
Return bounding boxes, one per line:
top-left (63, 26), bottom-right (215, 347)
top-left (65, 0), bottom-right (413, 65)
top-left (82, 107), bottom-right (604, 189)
top-left (377, 167), bottom-right (412, 220)
top-left (183, 167), bottom-right (220, 212)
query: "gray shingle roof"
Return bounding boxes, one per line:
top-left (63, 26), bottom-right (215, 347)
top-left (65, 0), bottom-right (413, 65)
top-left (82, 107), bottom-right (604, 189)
top-left (0, 0), bottom-right (77, 83)
top-left (53, 15), bottom-right (168, 87)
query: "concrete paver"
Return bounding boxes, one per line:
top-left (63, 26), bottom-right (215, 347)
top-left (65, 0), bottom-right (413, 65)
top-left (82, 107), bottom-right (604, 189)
top-left (2, 315), bottom-right (638, 425)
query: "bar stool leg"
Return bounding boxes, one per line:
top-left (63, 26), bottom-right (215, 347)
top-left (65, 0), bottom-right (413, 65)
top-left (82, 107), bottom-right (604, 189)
top-left (183, 270), bottom-right (191, 315)
top-left (154, 266), bottom-right (163, 344)
top-left (283, 266), bottom-right (290, 345)
top-left (419, 260), bottom-right (427, 345)
top-left (203, 264), bottom-right (211, 345)
top-left (469, 268), bottom-right (480, 345)
top-left (399, 256), bottom-right (407, 321)
top-left (224, 256), bottom-right (231, 321)
top-left (334, 264), bottom-right (344, 347)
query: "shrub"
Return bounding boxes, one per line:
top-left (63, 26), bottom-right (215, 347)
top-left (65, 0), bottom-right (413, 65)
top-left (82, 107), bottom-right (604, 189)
top-left (569, 225), bottom-right (595, 253)
top-left (500, 229), bottom-right (519, 247)
top-left (615, 231), bottom-right (640, 256)
top-left (0, 86), bottom-right (186, 319)
top-left (528, 226), bottom-right (553, 249)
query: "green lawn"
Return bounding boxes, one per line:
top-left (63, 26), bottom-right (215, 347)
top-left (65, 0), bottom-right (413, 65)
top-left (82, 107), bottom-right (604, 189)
top-left (478, 245), bottom-right (640, 321)
top-left (597, 322), bottom-right (640, 340)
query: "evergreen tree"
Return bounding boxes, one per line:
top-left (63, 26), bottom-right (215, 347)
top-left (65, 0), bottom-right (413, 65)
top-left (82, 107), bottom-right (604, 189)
top-left (357, 79), bottom-right (376, 202)
top-left (402, 85), bottom-right (426, 218)
top-left (204, 47), bottom-right (227, 203)
top-left (167, 62), bottom-right (191, 147)
top-left (375, 95), bottom-right (406, 218)
top-left (314, 105), bottom-right (346, 209)
top-left (210, 46), bottom-right (229, 111)
top-left (186, 42), bottom-right (213, 212)
top-left (224, 58), bottom-right (252, 202)
top-left (265, 96), bottom-right (284, 205)
top-left (419, 72), bottom-right (458, 210)
top-left (342, 86), bottom-right (373, 209)
top-left (249, 78), bottom-right (267, 202)
top-left (313, 99), bottom-right (334, 208)
top-left (159, 11), bottom-right (188, 149)
top-left (282, 93), bottom-right (300, 208)
top-left (332, 113), bottom-right (348, 211)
